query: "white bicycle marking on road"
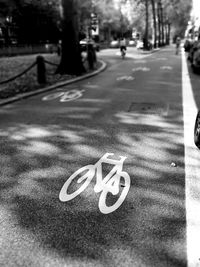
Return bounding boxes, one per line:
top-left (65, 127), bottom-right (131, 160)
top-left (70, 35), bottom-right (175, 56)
top-left (132, 67), bottom-right (150, 72)
top-left (117, 76), bottom-right (135, 81)
top-left (42, 89), bottom-right (85, 102)
top-left (83, 84), bottom-right (99, 89)
top-left (59, 153), bottom-right (131, 214)
top-left (160, 66), bottom-right (173, 70)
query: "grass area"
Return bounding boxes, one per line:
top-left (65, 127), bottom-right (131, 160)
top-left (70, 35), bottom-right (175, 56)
top-left (0, 53), bottom-right (99, 99)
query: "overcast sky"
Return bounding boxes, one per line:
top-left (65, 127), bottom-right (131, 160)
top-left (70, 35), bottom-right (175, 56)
top-left (192, 0), bottom-right (200, 18)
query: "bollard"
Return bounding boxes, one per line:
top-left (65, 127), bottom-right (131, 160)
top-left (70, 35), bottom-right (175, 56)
top-left (87, 43), bottom-right (96, 70)
top-left (36, 55), bottom-right (46, 84)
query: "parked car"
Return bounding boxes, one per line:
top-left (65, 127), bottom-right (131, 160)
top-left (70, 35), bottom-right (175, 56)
top-left (136, 40), bottom-right (144, 49)
top-left (128, 39), bottom-right (136, 47)
top-left (188, 41), bottom-right (200, 73)
top-left (194, 110), bottom-right (200, 149)
top-left (192, 47), bottom-right (200, 73)
top-left (110, 40), bottom-right (119, 48)
top-left (80, 38), bottom-right (100, 52)
top-left (184, 39), bottom-right (192, 52)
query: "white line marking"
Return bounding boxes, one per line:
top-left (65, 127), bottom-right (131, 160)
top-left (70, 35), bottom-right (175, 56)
top-left (182, 49), bottom-right (200, 267)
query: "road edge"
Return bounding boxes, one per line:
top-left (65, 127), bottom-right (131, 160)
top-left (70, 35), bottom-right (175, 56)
top-left (0, 59), bottom-right (107, 106)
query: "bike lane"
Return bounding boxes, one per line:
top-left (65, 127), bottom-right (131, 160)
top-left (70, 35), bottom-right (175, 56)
top-left (183, 50), bottom-right (200, 267)
top-left (0, 48), bottom-right (187, 266)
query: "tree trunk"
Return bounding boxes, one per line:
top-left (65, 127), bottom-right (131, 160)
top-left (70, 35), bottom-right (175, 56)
top-left (165, 22), bottom-right (170, 45)
top-left (167, 23), bottom-right (171, 45)
top-left (144, 0), bottom-right (149, 50)
top-left (157, 2), bottom-right (161, 47)
top-left (160, 5), bottom-right (165, 46)
top-left (151, 0), bottom-right (157, 48)
top-left (56, 0), bottom-right (85, 75)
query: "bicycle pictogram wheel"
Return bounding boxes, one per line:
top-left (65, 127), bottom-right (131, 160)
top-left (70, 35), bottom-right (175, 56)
top-left (60, 90), bottom-right (84, 102)
top-left (42, 92), bottom-right (64, 101)
top-left (59, 165), bottom-right (95, 202)
top-left (98, 171), bottom-right (130, 214)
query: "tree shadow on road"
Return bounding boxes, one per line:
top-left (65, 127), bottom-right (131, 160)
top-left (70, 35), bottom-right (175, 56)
top-left (0, 95), bottom-right (189, 266)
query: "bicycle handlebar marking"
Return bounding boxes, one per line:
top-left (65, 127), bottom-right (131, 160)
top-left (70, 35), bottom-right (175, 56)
top-left (59, 153), bottom-right (131, 214)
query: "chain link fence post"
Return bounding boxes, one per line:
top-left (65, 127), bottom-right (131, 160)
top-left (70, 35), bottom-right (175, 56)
top-left (36, 55), bottom-right (46, 84)
top-left (87, 43), bottom-right (97, 70)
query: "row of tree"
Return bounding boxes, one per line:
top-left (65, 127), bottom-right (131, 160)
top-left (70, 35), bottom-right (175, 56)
top-left (0, 0), bottom-right (132, 45)
top-left (141, 0), bottom-right (192, 49)
top-left (0, 0), bottom-right (192, 46)
top-left (57, 0), bottom-right (192, 74)
top-left (0, 0), bottom-right (61, 44)
top-left (0, 0), bottom-right (193, 75)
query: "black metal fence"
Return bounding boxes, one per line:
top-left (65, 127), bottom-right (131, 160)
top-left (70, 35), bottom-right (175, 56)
top-left (0, 51), bottom-right (97, 87)
top-left (0, 44), bottom-right (58, 57)
top-left (0, 55), bottom-right (57, 87)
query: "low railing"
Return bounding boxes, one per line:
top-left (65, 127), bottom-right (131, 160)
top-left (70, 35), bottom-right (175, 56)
top-left (0, 44), bottom-right (58, 57)
top-left (0, 51), bottom-right (97, 87)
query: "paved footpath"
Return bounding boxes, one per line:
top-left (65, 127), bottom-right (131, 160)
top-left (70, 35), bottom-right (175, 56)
top-left (0, 46), bottom-right (200, 267)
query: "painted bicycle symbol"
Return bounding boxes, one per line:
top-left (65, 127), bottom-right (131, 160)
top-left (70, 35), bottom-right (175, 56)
top-left (160, 66), bottom-right (173, 70)
top-left (132, 67), bottom-right (150, 72)
top-left (117, 76), bottom-right (135, 81)
top-left (42, 89), bottom-right (85, 102)
top-left (59, 153), bottom-right (131, 214)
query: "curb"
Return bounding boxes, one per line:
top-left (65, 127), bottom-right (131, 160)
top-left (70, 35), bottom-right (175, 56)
top-left (0, 59), bottom-right (107, 106)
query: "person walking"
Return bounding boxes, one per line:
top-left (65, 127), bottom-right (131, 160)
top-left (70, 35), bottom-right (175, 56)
top-left (119, 37), bottom-right (127, 58)
top-left (175, 36), bottom-right (181, 55)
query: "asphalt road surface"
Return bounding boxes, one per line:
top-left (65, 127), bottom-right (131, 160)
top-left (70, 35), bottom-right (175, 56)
top-left (0, 46), bottom-right (200, 267)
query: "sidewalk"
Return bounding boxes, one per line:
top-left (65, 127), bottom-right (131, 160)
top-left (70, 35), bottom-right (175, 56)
top-left (0, 59), bottom-right (107, 106)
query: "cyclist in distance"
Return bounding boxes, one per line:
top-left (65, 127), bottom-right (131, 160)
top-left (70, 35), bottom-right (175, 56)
top-left (120, 37), bottom-right (126, 58)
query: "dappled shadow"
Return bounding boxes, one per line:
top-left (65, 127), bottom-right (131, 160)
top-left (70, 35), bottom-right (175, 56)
top-left (0, 103), bottom-right (187, 266)
top-left (0, 49), bottom-right (189, 266)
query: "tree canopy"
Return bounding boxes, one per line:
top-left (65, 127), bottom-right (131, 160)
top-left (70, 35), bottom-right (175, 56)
top-left (132, 0), bottom-right (192, 39)
top-left (162, 0), bottom-right (192, 37)
top-left (0, 0), bottom-right (60, 44)
top-left (0, 0), bottom-right (192, 45)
